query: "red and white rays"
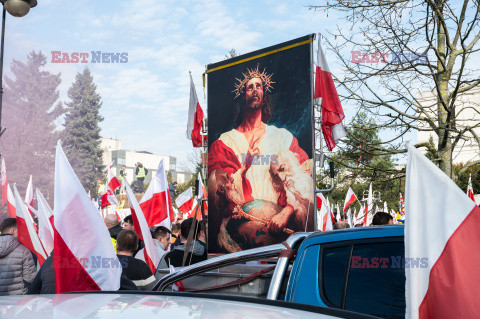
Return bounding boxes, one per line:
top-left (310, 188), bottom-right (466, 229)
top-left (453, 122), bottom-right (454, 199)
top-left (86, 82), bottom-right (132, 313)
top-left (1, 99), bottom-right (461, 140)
top-left (405, 143), bottom-right (480, 319)
top-left (54, 141), bottom-right (121, 293)
top-left (139, 159), bottom-right (172, 229)
top-left (125, 180), bottom-right (159, 273)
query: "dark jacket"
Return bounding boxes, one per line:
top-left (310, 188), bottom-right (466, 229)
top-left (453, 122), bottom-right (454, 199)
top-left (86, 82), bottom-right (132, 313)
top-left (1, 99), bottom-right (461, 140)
top-left (28, 253), bottom-right (139, 294)
top-left (157, 240), bottom-right (207, 269)
top-left (28, 255), bottom-right (55, 294)
top-left (108, 224), bottom-right (123, 240)
top-left (117, 255), bottom-right (156, 290)
top-left (0, 234), bottom-right (36, 296)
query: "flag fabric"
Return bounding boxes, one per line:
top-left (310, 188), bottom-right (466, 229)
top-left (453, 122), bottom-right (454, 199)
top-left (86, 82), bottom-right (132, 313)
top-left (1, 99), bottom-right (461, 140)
top-left (363, 183), bottom-right (373, 226)
top-left (1, 158), bottom-right (7, 207)
top-left (343, 187), bottom-right (358, 213)
top-left (325, 197), bottom-right (333, 231)
top-left (316, 193), bottom-right (322, 210)
top-left (314, 37), bottom-right (346, 151)
top-left (347, 208), bottom-right (353, 228)
top-left (7, 183), bottom-right (16, 218)
top-left (37, 189), bottom-right (54, 228)
top-left (169, 264), bottom-right (184, 291)
top-left (383, 201), bottom-right (388, 213)
top-left (139, 159), bottom-right (172, 229)
top-left (125, 181), bottom-right (159, 273)
top-left (54, 141), bottom-right (121, 293)
top-left (101, 166), bottom-right (121, 208)
top-left (175, 187), bottom-right (194, 214)
top-left (467, 174), bottom-right (476, 203)
top-left (187, 73), bottom-right (204, 147)
top-left (13, 185), bottom-right (47, 266)
top-left (197, 174), bottom-right (208, 211)
top-left (405, 143), bottom-right (480, 319)
top-left (30, 190), bottom-right (54, 255)
top-left (25, 175), bottom-right (34, 208)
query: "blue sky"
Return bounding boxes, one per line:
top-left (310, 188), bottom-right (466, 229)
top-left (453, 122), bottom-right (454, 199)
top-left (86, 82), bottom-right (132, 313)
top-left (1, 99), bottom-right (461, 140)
top-left (5, 0), bottom-right (357, 169)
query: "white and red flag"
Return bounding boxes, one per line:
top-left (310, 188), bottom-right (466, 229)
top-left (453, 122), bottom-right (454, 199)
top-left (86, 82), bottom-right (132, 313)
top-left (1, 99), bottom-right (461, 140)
top-left (343, 187), bottom-right (358, 213)
top-left (125, 180), bottom-right (159, 273)
top-left (6, 183), bottom-right (16, 217)
top-left (34, 189), bottom-right (55, 255)
top-left (325, 197), bottom-right (333, 231)
top-left (13, 184), bottom-right (47, 266)
top-left (467, 174), bottom-right (476, 203)
top-left (314, 37), bottom-right (346, 151)
top-left (187, 73), bottom-right (204, 148)
top-left (1, 158), bottom-right (7, 207)
top-left (175, 187), bottom-right (194, 215)
top-left (405, 143), bottom-right (480, 319)
top-left (197, 174), bottom-right (208, 211)
top-left (399, 193), bottom-right (405, 216)
top-left (54, 141), bottom-right (121, 293)
top-left (25, 175), bottom-right (34, 208)
top-left (139, 159), bottom-right (172, 229)
top-left (101, 166), bottom-right (121, 208)
top-left (363, 183), bottom-right (373, 226)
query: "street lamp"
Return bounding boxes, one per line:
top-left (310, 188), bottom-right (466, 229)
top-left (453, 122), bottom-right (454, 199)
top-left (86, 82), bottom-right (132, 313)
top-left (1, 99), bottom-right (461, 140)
top-left (0, 0), bottom-right (37, 138)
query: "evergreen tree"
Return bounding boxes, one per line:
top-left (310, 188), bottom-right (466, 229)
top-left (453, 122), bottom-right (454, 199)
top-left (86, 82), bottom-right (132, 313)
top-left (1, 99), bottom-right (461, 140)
top-left (63, 67), bottom-right (104, 195)
top-left (0, 51), bottom-right (63, 205)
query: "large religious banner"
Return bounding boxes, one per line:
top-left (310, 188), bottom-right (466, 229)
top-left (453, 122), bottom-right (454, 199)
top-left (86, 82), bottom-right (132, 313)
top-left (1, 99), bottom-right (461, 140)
top-left (207, 34), bottom-right (315, 253)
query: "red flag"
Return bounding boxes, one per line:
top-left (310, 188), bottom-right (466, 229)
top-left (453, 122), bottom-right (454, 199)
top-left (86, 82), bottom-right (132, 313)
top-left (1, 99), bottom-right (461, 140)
top-left (125, 181), bottom-right (160, 273)
top-left (13, 184), bottom-right (47, 266)
top-left (467, 174), bottom-right (476, 203)
top-left (315, 38), bottom-right (346, 151)
top-left (54, 141), bottom-right (121, 293)
top-left (139, 159), bottom-right (171, 229)
top-left (316, 193), bottom-right (323, 210)
top-left (187, 73), bottom-right (204, 148)
top-left (175, 187), bottom-right (194, 214)
top-left (405, 143), bottom-right (480, 318)
top-left (7, 183), bottom-right (16, 218)
top-left (343, 187), bottom-right (358, 213)
top-left (1, 158), bottom-right (7, 207)
top-left (101, 166), bottom-right (120, 208)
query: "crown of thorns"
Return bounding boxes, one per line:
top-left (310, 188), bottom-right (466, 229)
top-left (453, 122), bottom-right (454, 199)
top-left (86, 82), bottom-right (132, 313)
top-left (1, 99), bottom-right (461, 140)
top-left (233, 65), bottom-right (275, 99)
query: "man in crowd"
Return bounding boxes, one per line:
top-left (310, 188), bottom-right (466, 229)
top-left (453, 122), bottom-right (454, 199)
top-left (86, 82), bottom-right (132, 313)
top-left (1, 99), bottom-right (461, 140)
top-left (333, 221), bottom-right (350, 230)
top-left (116, 230), bottom-right (156, 290)
top-left (135, 162), bottom-right (148, 193)
top-left (169, 181), bottom-right (177, 199)
top-left (157, 218), bottom-right (207, 269)
top-left (135, 226), bottom-right (171, 268)
top-left (0, 218), bottom-right (36, 295)
top-left (372, 212), bottom-right (394, 225)
top-left (122, 215), bottom-right (134, 231)
top-left (105, 214), bottom-right (123, 239)
top-left (170, 221), bottom-right (182, 248)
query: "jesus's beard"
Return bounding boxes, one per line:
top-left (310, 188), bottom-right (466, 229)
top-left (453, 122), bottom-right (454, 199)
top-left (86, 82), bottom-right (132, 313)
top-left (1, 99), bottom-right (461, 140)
top-left (246, 97), bottom-right (262, 110)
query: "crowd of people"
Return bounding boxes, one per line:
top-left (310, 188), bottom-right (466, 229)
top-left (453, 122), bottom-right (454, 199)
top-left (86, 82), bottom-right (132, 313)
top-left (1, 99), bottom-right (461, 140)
top-left (0, 207), bottom-right (394, 296)
top-left (0, 214), bottom-right (207, 295)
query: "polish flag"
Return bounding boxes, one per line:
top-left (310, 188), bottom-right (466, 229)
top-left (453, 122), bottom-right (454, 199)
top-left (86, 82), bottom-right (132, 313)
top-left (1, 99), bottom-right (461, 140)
top-left (1, 158), bottom-right (7, 207)
top-left (187, 73), bottom-right (204, 148)
top-left (363, 183), bottom-right (373, 226)
top-left (467, 174), bottom-right (476, 203)
top-left (346, 208), bottom-right (353, 228)
top-left (101, 167), bottom-right (121, 208)
top-left (167, 190), bottom-right (175, 222)
top-left (314, 37), bottom-right (346, 151)
top-left (383, 201), bottom-right (388, 213)
top-left (139, 159), bottom-right (172, 229)
top-left (7, 183), bottom-right (16, 217)
top-left (343, 187), bottom-right (358, 213)
top-left (37, 189), bottom-right (54, 228)
top-left (325, 197), bottom-right (333, 231)
top-left (13, 184), bottom-right (47, 266)
top-left (175, 187), bottom-right (194, 215)
top-left (197, 174), bottom-right (208, 211)
top-left (405, 143), bottom-right (480, 319)
top-left (169, 264), bottom-right (185, 291)
top-left (27, 203), bottom-right (53, 256)
top-left (54, 141), bottom-right (121, 293)
top-left (25, 175), bottom-right (34, 208)
top-left (125, 180), bottom-right (159, 273)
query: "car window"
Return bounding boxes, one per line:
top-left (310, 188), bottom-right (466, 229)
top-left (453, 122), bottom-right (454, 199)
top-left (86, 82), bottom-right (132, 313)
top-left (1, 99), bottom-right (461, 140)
top-left (344, 242), bottom-right (405, 318)
top-left (321, 245), bottom-right (351, 308)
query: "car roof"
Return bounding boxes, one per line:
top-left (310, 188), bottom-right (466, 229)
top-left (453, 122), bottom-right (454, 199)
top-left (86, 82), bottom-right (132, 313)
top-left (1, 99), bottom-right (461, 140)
top-left (0, 291), bottom-right (378, 319)
top-left (303, 225), bottom-right (404, 246)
